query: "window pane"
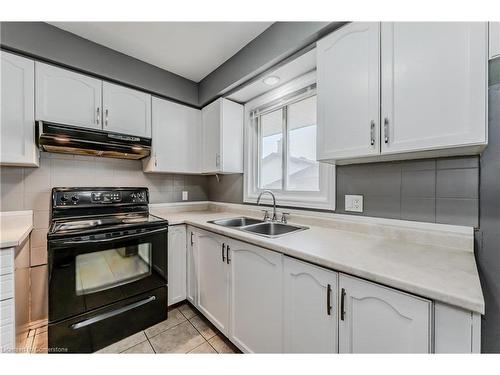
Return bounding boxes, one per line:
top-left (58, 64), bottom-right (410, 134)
top-left (259, 108), bottom-right (283, 189)
top-left (287, 96), bottom-right (320, 191)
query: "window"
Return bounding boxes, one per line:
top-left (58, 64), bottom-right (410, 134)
top-left (245, 79), bottom-right (335, 210)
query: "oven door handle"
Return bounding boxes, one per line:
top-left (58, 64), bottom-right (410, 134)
top-left (70, 295), bottom-right (157, 330)
top-left (54, 227), bottom-right (168, 245)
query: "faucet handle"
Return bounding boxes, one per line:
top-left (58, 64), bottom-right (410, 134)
top-left (280, 212), bottom-right (290, 224)
top-left (261, 210), bottom-right (270, 221)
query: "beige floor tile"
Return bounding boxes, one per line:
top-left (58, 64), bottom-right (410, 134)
top-left (97, 331), bottom-right (147, 353)
top-left (149, 321), bottom-right (204, 353)
top-left (121, 340), bottom-right (155, 354)
top-left (35, 325), bottom-right (48, 334)
top-left (189, 315), bottom-right (217, 340)
top-left (208, 335), bottom-right (238, 354)
top-left (179, 303), bottom-right (198, 319)
top-left (32, 332), bottom-right (48, 354)
top-left (188, 342), bottom-right (217, 354)
top-left (25, 334), bottom-right (35, 353)
top-left (144, 308), bottom-right (186, 338)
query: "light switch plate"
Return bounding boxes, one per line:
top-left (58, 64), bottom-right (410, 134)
top-left (182, 191), bottom-right (188, 201)
top-left (345, 195), bottom-right (363, 213)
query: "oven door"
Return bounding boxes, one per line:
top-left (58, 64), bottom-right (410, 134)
top-left (48, 225), bottom-right (168, 323)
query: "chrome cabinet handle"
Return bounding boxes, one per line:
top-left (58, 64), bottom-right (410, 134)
top-left (215, 153), bottom-right (220, 168)
top-left (384, 117), bottom-right (389, 144)
top-left (226, 245), bottom-right (231, 264)
top-left (190, 232), bottom-right (194, 246)
top-left (105, 109), bottom-right (109, 127)
top-left (222, 243), bottom-right (226, 262)
top-left (327, 283), bottom-right (332, 316)
top-left (370, 120), bottom-right (375, 146)
top-left (340, 288), bottom-right (346, 321)
top-left (96, 107), bottom-right (100, 125)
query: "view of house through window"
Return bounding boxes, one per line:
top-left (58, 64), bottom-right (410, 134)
top-left (258, 95), bottom-right (319, 192)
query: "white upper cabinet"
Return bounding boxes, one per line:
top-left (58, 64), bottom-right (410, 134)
top-left (317, 22), bottom-right (380, 160)
top-left (35, 62), bottom-right (102, 130)
top-left (317, 22), bottom-right (488, 164)
top-left (196, 230), bottom-right (229, 334)
top-left (201, 98), bottom-right (243, 174)
top-left (1, 52), bottom-right (38, 167)
top-left (338, 274), bottom-right (431, 353)
top-left (167, 225), bottom-right (187, 306)
top-left (489, 22), bottom-right (500, 59)
top-left (381, 22), bottom-right (487, 155)
top-left (143, 97), bottom-right (201, 173)
top-left (102, 82), bottom-right (151, 137)
top-left (228, 238), bottom-right (283, 353)
top-left (283, 257), bottom-right (338, 353)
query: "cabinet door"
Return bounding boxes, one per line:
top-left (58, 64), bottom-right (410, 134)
top-left (220, 99), bottom-right (244, 173)
top-left (338, 274), bottom-right (431, 353)
top-left (167, 225), bottom-right (187, 306)
top-left (102, 81), bottom-right (151, 137)
top-left (228, 239), bottom-right (282, 353)
top-left (283, 257), bottom-right (338, 353)
top-left (35, 62), bottom-right (102, 130)
top-left (145, 97), bottom-right (201, 173)
top-left (1, 52), bottom-right (38, 167)
top-left (196, 230), bottom-right (229, 333)
top-left (490, 22), bottom-right (500, 60)
top-left (201, 99), bottom-right (221, 173)
top-left (381, 22), bottom-right (487, 155)
top-left (317, 22), bottom-right (380, 161)
top-left (186, 228), bottom-right (198, 307)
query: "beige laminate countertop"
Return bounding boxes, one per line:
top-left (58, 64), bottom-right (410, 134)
top-left (151, 207), bottom-right (484, 314)
top-left (0, 210), bottom-right (33, 249)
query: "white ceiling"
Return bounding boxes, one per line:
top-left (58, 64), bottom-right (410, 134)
top-left (227, 49), bottom-right (316, 103)
top-left (48, 22), bottom-right (273, 82)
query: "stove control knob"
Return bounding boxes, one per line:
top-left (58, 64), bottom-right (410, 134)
top-left (60, 195), bottom-right (69, 203)
top-left (71, 195), bottom-right (79, 202)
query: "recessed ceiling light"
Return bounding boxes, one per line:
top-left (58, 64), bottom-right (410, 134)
top-left (263, 76), bottom-right (280, 86)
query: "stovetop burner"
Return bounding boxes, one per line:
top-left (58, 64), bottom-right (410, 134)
top-left (48, 187), bottom-right (168, 238)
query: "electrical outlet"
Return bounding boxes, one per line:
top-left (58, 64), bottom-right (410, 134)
top-left (345, 195), bottom-right (363, 213)
top-left (182, 191), bottom-right (188, 201)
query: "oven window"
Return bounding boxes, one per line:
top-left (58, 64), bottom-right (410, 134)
top-left (75, 244), bottom-right (152, 295)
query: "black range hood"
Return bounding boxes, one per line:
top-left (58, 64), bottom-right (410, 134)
top-left (36, 121), bottom-right (151, 160)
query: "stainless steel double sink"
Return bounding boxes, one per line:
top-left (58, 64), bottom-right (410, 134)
top-left (207, 217), bottom-right (308, 238)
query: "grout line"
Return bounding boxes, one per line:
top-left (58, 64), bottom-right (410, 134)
top-left (187, 339), bottom-right (211, 354)
top-left (144, 332), bottom-right (157, 354)
top-left (145, 317), bottom-right (187, 340)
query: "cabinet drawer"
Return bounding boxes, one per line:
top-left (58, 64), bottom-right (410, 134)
top-left (0, 273), bottom-right (14, 301)
top-left (0, 249), bottom-right (14, 276)
top-left (0, 298), bottom-right (14, 327)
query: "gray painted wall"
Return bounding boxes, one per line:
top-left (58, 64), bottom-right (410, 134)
top-left (477, 58), bottom-right (500, 353)
top-left (208, 156), bottom-right (479, 228)
top-left (0, 22), bottom-right (199, 106)
top-left (198, 22), bottom-right (346, 105)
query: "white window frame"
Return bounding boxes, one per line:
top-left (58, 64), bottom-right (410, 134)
top-left (244, 71), bottom-right (335, 210)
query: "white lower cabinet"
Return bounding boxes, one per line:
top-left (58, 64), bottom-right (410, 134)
top-left (338, 274), bottom-right (432, 353)
top-left (196, 230), bottom-right (229, 334)
top-left (283, 257), bottom-right (338, 353)
top-left (167, 225), bottom-right (187, 306)
top-left (185, 228), bottom-right (479, 353)
top-left (186, 227), bottom-right (198, 307)
top-left (228, 239), bottom-right (282, 353)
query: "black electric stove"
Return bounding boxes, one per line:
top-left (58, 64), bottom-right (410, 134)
top-left (47, 187), bottom-right (168, 353)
